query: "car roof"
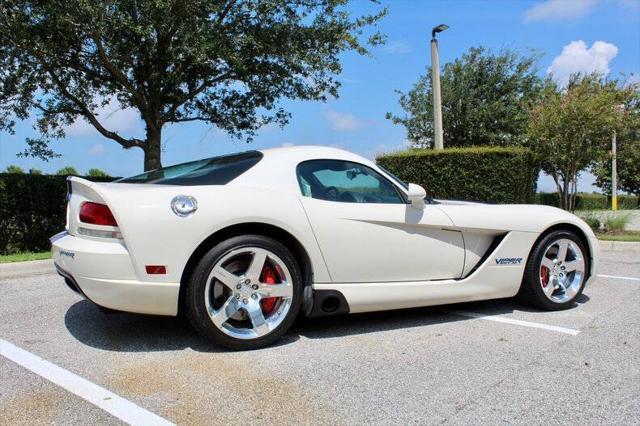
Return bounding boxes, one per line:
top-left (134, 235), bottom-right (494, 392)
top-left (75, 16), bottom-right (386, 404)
top-left (257, 145), bottom-right (373, 164)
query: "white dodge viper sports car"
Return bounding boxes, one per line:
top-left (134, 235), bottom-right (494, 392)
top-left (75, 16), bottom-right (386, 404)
top-left (51, 146), bottom-right (598, 349)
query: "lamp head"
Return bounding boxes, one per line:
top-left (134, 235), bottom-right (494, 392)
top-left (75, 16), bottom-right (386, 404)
top-left (432, 24), bottom-right (449, 39)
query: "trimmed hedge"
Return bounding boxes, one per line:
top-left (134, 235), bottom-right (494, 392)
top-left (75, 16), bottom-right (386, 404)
top-left (0, 174), bottom-right (115, 254)
top-left (536, 192), bottom-right (639, 210)
top-left (376, 147), bottom-right (539, 204)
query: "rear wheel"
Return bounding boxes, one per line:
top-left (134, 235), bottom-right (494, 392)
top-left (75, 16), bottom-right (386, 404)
top-left (186, 235), bottom-right (303, 350)
top-left (520, 230), bottom-right (589, 310)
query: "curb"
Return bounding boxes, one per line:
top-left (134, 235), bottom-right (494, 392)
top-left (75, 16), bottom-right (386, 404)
top-left (0, 259), bottom-right (54, 280)
top-left (598, 240), bottom-right (640, 253)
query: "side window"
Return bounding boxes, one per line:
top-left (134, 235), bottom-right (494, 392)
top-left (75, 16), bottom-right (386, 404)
top-left (298, 175), bottom-right (312, 197)
top-left (296, 160), bottom-right (404, 204)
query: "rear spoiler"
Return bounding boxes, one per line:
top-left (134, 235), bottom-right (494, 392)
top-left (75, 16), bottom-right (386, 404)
top-left (65, 177), bottom-right (112, 236)
top-left (66, 176), bottom-right (73, 201)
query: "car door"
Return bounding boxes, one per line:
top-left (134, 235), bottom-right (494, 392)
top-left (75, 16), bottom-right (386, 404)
top-left (297, 160), bottom-right (464, 283)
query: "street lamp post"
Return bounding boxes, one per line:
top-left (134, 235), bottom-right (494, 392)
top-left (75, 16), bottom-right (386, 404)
top-left (431, 24), bottom-right (448, 150)
top-left (611, 104), bottom-right (625, 211)
top-left (611, 129), bottom-right (617, 211)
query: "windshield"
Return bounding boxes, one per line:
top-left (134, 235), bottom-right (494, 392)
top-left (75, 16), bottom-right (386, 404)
top-left (116, 151), bottom-right (263, 185)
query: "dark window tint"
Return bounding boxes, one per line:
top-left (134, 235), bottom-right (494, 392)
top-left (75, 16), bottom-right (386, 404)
top-left (297, 160), bottom-right (404, 204)
top-left (116, 151), bottom-right (263, 185)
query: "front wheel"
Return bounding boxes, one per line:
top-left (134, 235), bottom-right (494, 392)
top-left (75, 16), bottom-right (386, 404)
top-left (186, 235), bottom-right (303, 350)
top-left (520, 230), bottom-right (589, 310)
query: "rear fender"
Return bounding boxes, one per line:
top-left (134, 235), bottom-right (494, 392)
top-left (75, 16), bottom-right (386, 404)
top-left (97, 184), bottom-right (330, 284)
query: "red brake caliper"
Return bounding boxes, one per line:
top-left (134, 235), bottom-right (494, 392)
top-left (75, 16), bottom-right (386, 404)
top-left (541, 265), bottom-right (549, 287)
top-left (260, 265), bottom-right (278, 315)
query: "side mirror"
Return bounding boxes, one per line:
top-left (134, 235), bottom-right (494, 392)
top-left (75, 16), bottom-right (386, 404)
top-left (407, 183), bottom-right (427, 209)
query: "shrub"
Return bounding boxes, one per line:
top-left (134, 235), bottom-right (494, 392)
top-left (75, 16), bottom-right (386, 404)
top-left (578, 212), bottom-right (602, 232)
top-left (613, 195), bottom-right (638, 210)
top-left (603, 214), bottom-right (630, 233)
top-left (376, 146), bottom-right (539, 204)
top-left (536, 192), bottom-right (639, 210)
top-left (0, 173), bottom-right (115, 254)
top-left (576, 194), bottom-right (609, 210)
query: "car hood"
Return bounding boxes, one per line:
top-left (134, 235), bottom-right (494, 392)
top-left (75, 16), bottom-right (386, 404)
top-left (435, 203), bottom-right (593, 234)
top-left (433, 199), bottom-right (485, 206)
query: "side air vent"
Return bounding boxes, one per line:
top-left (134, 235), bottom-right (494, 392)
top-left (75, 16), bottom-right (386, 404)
top-left (460, 233), bottom-right (508, 279)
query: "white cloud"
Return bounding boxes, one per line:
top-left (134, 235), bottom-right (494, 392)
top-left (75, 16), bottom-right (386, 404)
top-left (626, 73), bottom-right (640, 87)
top-left (66, 97), bottom-right (142, 138)
top-left (325, 110), bottom-right (362, 131)
top-left (547, 40), bottom-right (618, 86)
top-left (88, 143), bottom-right (105, 156)
top-left (382, 40), bottom-right (413, 55)
top-left (525, 0), bottom-right (599, 22)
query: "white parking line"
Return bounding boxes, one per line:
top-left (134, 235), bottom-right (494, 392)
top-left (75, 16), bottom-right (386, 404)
top-left (598, 274), bottom-right (640, 282)
top-left (0, 339), bottom-right (174, 426)
top-left (449, 310), bottom-right (580, 336)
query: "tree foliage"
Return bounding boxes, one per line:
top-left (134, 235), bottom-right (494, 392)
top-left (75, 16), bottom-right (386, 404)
top-left (593, 126), bottom-right (640, 202)
top-left (527, 74), bottom-right (637, 211)
top-left (55, 166), bottom-right (78, 175)
top-left (5, 165), bottom-right (24, 174)
top-left (0, 0), bottom-right (385, 170)
top-left (386, 47), bottom-right (542, 148)
top-left (87, 168), bottom-right (110, 178)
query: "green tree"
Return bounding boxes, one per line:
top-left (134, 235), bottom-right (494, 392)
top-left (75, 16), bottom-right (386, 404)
top-left (5, 165), bottom-right (24, 174)
top-left (29, 168), bottom-right (43, 175)
top-left (0, 1), bottom-right (385, 170)
top-left (386, 47), bottom-right (542, 148)
top-left (527, 75), bottom-right (636, 211)
top-left (87, 168), bottom-right (110, 178)
top-left (56, 166), bottom-right (78, 176)
top-left (593, 102), bottom-right (640, 205)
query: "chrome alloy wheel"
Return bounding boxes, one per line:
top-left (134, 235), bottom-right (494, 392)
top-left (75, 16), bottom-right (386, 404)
top-left (204, 247), bottom-right (294, 340)
top-left (539, 238), bottom-right (586, 303)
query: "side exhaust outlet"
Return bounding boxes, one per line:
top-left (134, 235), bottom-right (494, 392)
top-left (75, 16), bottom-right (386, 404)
top-left (307, 290), bottom-right (350, 318)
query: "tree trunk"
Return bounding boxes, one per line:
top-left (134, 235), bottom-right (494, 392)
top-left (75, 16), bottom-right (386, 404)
top-left (144, 127), bottom-right (162, 171)
top-left (560, 178), bottom-right (570, 211)
top-left (550, 172), bottom-right (565, 210)
top-left (569, 174), bottom-right (578, 212)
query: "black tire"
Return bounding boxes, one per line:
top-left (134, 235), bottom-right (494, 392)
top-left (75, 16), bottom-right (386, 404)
top-left (520, 230), bottom-right (589, 310)
top-left (185, 234), bottom-right (303, 350)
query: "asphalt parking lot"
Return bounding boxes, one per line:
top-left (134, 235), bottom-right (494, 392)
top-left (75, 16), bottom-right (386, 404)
top-left (1, 248), bottom-right (639, 425)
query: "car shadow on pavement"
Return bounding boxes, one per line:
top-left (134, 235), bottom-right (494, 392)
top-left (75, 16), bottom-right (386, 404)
top-left (64, 300), bottom-right (221, 353)
top-left (64, 300), bottom-right (301, 353)
top-left (64, 293), bottom-right (589, 352)
top-left (291, 293), bottom-right (590, 340)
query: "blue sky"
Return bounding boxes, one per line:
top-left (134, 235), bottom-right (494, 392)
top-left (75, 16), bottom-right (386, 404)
top-left (1, 0), bottom-right (639, 192)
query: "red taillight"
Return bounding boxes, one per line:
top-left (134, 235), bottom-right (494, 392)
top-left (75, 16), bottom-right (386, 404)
top-left (79, 202), bottom-right (117, 226)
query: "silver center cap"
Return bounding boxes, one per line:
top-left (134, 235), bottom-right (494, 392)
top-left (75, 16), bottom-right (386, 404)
top-left (240, 284), bottom-right (253, 299)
